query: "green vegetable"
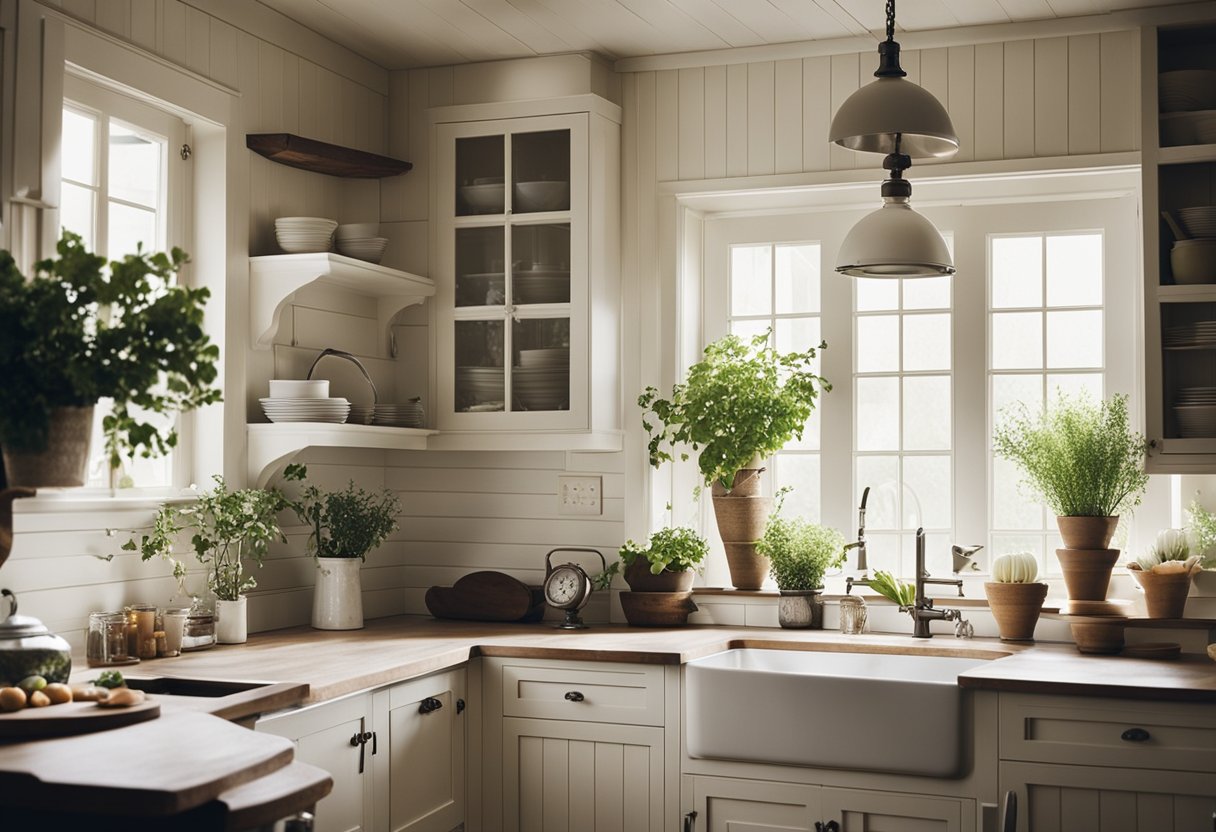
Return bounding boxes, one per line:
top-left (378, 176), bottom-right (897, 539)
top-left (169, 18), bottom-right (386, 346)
top-left (92, 670), bottom-right (126, 689)
top-left (17, 675), bottom-right (47, 694)
top-left (870, 570), bottom-right (915, 607)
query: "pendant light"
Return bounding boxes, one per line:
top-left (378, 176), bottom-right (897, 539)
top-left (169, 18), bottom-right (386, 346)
top-left (830, 0), bottom-right (959, 278)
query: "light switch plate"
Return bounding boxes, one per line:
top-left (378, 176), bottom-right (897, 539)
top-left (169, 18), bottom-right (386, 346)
top-left (559, 475), bottom-right (602, 516)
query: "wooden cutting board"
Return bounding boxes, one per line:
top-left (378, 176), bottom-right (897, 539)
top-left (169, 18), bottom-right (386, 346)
top-left (0, 697), bottom-right (160, 739)
top-left (426, 571), bottom-right (543, 622)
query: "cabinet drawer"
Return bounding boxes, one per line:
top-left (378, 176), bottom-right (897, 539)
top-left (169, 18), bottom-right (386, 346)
top-left (999, 693), bottom-right (1216, 772)
top-left (501, 660), bottom-right (665, 726)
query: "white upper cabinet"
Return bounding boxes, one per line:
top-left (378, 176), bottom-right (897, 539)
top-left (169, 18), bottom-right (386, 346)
top-left (431, 97), bottom-right (622, 448)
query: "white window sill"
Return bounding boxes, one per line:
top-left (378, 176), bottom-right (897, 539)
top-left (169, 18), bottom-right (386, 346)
top-left (11, 488), bottom-right (197, 513)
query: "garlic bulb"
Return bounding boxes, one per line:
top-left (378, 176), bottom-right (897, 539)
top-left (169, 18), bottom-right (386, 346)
top-left (992, 552), bottom-right (1039, 583)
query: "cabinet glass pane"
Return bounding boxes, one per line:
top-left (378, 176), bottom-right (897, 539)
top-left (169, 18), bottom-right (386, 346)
top-left (512, 130), bottom-right (570, 214)
top-left (512, 318), bottom-right (570, 412)
top-left (456, 320), bottom-right (505, 412)
top-left (512, 224), bottom-right (570, 305)
top-left (456, 227), bottom-right (505, 308)
top-left (456, 135), bottom-right (504, 216)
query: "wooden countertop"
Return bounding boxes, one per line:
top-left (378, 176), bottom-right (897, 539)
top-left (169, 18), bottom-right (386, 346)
top-left (122, 616), bottom-right (1216, 705)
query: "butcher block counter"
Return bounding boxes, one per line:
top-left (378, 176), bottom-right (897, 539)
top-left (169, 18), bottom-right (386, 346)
top-left (119, 615), bottom-right (1216, 704)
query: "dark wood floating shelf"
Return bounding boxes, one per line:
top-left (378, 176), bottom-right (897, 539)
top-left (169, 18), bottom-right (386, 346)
top-left (246, 133), bottom-right (412, 178)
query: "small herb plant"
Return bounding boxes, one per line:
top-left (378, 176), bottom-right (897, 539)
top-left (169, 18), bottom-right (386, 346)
top-left (639, 331), bottom-right (830, 489)
top-left (125, 465), bottom-right (306, 601)
top-left (755, 491), bottom-right (846, 591)
top-left (1185, 500), bottom-right (1216, 568)
top-left (595, 526), bottom-right (709, 589)
top-left (992, 392), bottom-right (1148, 518)
top-left (296, 480), bottom-right (401, 560)
top-left (0, 231), bottom-right (221, 471)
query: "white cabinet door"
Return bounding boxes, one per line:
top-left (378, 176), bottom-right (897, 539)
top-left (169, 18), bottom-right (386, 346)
top-left (503, 716), bottom-right (664, 832)
top-left (688, 775), bottom-right (820, 832)
top-left (257, 694), bottom-right (375, 832)
top-left (1001, 761), bottom-right (1216, 832)
top-left (822, 787), bottom-right (972, 832)
top-left (374, 668), bottom-right (466, 832)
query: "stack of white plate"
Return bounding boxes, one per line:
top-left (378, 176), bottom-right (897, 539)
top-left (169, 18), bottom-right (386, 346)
top-left (1163, 321), bottom-right (1216, 349)
top-left (456, 366), bottom-right (505, 408)
top-left (513, 348), bottom-right (569, 410)
top-left (514, 268), bottom-right (570, 304)
top-left (348, 404), bottom-right (374, 425)
top-left (374, 400), bottom-right (425, 428)
top-left (335, 223), bottom-right (388, 264)
top-left (260, 397), bottom-right (350, 423)
top-left (276, 217), bottom-right (337, 254)
top-left (1175, 388), bottom-right (1216, 437)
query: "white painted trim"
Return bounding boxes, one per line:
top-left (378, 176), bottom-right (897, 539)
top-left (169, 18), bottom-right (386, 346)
top-left (614, 3), bottom-right (1216, 73)
top-left (427, 94), bottom-right (622, 126)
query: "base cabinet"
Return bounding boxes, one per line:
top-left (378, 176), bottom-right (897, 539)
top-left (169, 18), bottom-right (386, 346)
top-left (503, 716), bottom-right (665, 832)
top-left (685, 776), bottom-right (975, 832)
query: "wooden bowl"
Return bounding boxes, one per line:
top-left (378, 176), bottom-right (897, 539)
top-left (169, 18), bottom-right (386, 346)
top-left (619, 591), bottom-right (697, 627)
top-left (1069, 617), bottom-right (1127, 655)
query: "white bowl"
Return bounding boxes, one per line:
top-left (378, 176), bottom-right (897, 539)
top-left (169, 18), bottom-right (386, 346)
top-left (336, 223), bottom-right (379, 239)
top-left (268, 379), bottom-right (330, 398)
top-left (460, 184), bottom-right (504, 213)
top-left (513, 181), bottom-right (569, 212)
top-left (275, 216), bottom-right (337, 229)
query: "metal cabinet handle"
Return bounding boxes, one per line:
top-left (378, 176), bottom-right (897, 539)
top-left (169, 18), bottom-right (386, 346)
top-left (683, 810), bottom-right (697, 832)
top-left (1121, 727), bottom-right (1151, 742)
top-left (1002, 790), bottom-right (1017, 832)
top-left (370, 730), bottom-right (377, 756)
top-left (419, 697), bottom-right (444, 714)
top-left (564, 690), bottom-right (585, 702)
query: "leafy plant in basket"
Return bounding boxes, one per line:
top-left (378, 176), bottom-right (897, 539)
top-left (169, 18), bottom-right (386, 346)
top-left (0, 231), bottom-right (221, 486)
top-left (638, 331), bottom-right (830, 490)
top-left (596, 526), bottom-right (708, 591)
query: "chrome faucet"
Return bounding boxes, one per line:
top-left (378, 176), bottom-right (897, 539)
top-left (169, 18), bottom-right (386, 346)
top-left (844, 487), bottom-right (871, 594)
top-left (907, 528), bottom-right (968, 639)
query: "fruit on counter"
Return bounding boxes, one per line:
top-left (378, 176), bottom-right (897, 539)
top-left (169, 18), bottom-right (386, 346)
top-left (44, 683), bottom-right (72, 705)
top-left (70, 683), bottom-right (108, 702)
top-left (17, 675), bottom-right (47, 694)
top-left (28, 690), bottom-right (50, 707)
top-left (0, 687), bottom-right (26, 712)
top-left (98, 687), bottom-right (145, 708)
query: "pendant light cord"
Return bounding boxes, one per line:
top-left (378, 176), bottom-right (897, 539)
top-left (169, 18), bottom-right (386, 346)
top-left (886, 0), bottom-right (896, 43)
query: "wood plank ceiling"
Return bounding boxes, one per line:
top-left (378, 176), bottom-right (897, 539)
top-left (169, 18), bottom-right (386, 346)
top-left (256, 0), bottom-right (1189, 69)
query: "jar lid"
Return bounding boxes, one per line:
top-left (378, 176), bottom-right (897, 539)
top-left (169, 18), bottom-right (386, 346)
top-left (0, 590), bottom-right (51, 638)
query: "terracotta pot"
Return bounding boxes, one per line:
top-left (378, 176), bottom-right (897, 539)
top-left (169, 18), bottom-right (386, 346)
top-left (624, 559), bottom-right (695, 593)
top-left (1069, 617), bottom-right (1126, 655)
top-left (619, 591), bottom-right (697, 627)
top-left (984, 582), bottom-right (1048, 642)
top-left (712, 495), bottom-right (773, 543)
top-left (1056, 516), bottom-right (1118, 550)
top-left (1131, 569), bottom-right (1193, 619)
top-left (1055, 547), bottom-right (1120, 601)
top-left (710, 467), bottom-right (764, 498)
top-left (723, 542), bottom-right (770, 590)
top-left (777, 590), bottom-right (824, 629)
top-left (1, 406), bottom-right (94, 488)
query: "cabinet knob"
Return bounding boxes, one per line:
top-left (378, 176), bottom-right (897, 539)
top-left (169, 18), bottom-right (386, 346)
top-left (564, 690), bottom-right (585, 702)
top-left (419, 697), bottom-right (444, 714)
top-left (1121, 727), bottom-right (1151, 742)
top-left (683, 810), bottom-right (697, 832)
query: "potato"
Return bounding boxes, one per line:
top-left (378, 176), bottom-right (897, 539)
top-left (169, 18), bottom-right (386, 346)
top-left (70, 684), bottom-right (108, 702)
top-left (28, 690), bottom-right (50, 707)
top-left (0, 687), bottom-right (26, 712)
top-left (98, 687), bottom-right (145, 708)
top-left (44, 683), bottom-right (72, 705)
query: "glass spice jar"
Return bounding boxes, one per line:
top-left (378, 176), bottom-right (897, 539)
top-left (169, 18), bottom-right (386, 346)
top-left (87, 611), bottom-right (135, 667)
top-left (182, 608), bottom-right (216, 651)
top-left (839, 595), bottom-right (868, 635)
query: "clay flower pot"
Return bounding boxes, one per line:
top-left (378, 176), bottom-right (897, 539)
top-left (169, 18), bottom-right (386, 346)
top-left (1069, 617), bottom-right (1126, 655)
top-left (777, 590), bottom-right (824, 629)
top-left (723, 543), bottom-right (771, 591)
top-left (1055, 547), bottom-right (1120, 601)
top-left (619, 591), bottom-right (697, 627)
top-left (1056, 516), bottom-right (1118, 550)
top-left (711, 468), bottom-right (772, 590)
top-left (1, 406), bottom-right (94, 488)
top-left (623, 559), bottom-right (695, 593)
top-left (1131, 567), bottom-right (1196, 619)
top-left (984, 582), bottom-right (1048, 642)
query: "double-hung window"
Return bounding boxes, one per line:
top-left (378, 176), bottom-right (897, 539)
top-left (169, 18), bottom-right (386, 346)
top-left (59, 73), bottom-right (189, 489)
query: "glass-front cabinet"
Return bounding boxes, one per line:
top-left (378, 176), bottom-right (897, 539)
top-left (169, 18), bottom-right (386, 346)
top-left (433, 101), bottom-right (621, 438)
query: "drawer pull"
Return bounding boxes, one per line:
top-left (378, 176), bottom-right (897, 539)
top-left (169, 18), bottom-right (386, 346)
top-left (419, 697), bottom-right (444, 714)
top-left (1121, 727), bottom-right (1151, 743)
top-left (564, 690), bottom-right (585, 702)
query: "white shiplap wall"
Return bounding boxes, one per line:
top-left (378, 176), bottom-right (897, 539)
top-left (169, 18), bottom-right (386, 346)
top-left (8, 0), bottom-right (396, 644)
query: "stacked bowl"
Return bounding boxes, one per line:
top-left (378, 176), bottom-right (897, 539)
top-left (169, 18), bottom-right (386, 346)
top-left (261, 379), bottom-right (350, 424)
top-left (456, 367), bottom-right (504, 411)
top-left (374, 399), bottom-right (425, 428)
top-left (1170, 207), bottom-right (1216, 284)
top-left (335, 223), bottom-right (388, 264)
top-left (1174, 387), bottom-right (1216, 438)
top-left (513, 348), bottom-right (568, 411)
top-left (276, 217), bottom-right (337, 253)
top-left (1158, 70), bottom-right (1216, 146)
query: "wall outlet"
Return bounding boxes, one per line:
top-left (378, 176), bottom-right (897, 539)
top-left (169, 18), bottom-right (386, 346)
top-left (558, 475), bottom-right (602, 516)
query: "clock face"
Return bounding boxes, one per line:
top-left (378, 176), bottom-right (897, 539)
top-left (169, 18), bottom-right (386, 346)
top-left (545, 566), bottom-right (585, 608)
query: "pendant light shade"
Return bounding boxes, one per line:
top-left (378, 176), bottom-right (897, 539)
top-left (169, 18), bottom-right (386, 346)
top-left (836, 196), bottom-right (954, 278)
top-left (829, 76), bottom-right (959, 159)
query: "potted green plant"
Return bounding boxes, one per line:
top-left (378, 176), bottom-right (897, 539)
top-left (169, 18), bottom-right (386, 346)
top-left (1129, 529), bottom-right (1202, 619)
top-left (295, 479), bottom-right (401, 630)
top-left (756, 495), bottom-right (846, 628)
top-left (1184, 499), bottom-right (1216, 598)
top-left (603, 526), bottom-right (709, 593)
top-left (639, 331), bottom-right (829, 589)
top-left (984, 552), bottom-right (1048, 642)
top-left (992, 392), bottom-right (1149, 601)
top-left (0, 232), bottom-right (221, 488)
top-left (125, 467), bottom-right (302, 643)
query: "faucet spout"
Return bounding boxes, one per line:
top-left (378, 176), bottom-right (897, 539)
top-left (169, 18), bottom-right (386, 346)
top-left (844, 487), bottom-right (871, 594)
top-left (908, 528), bottom-right (966, 638)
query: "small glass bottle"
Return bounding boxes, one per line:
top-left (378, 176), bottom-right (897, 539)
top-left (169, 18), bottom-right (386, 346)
top-left (161, 607), bottom-right (190, 656)
top-left (839, 595), bottom-right (868, 635)
top-left (125, 603), bottom-right (158, 659)
top-left (182, 603), bottom-right (216, 652)
top-left (87, 611), bottom-right (135, 666)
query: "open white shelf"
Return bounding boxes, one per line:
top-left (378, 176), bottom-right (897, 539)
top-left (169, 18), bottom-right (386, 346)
top-left (1157, 143), bottom-right (1216, 166)
top-left (426, 429), bottom-right (623, 453)
top-left (247, 422), bottom-right (438, 487)
top-left (249, 253), bottom-right (435, 353)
